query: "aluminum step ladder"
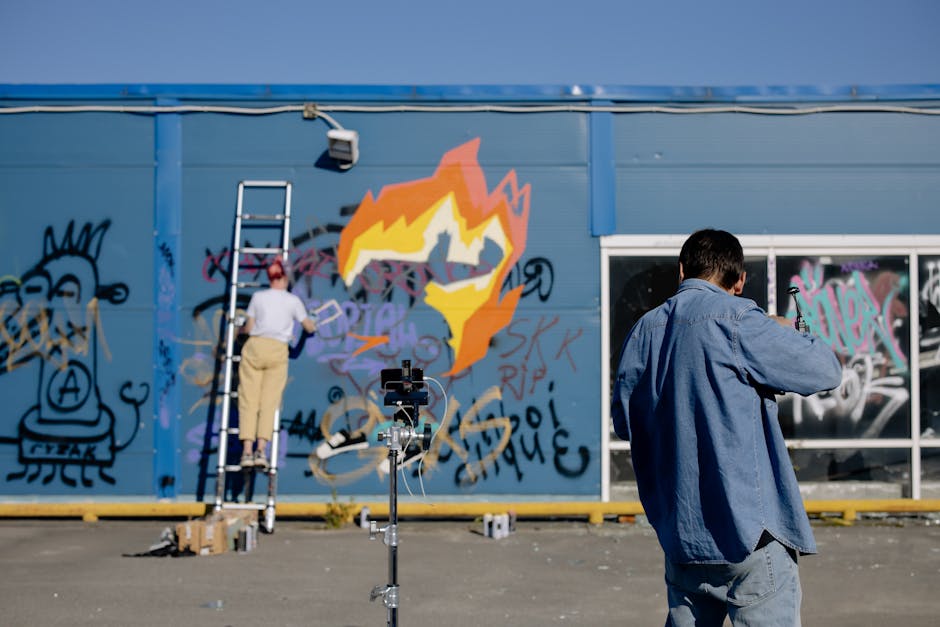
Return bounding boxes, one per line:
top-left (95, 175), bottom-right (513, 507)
top-left (214, 180), bottom-right (293, 533)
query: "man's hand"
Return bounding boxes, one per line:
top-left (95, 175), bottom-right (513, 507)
top-left (770, 314), bottom-right (795, 329)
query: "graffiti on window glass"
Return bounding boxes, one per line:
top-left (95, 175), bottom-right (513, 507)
top-left (920, 256), bottom-right (940, 439)
top-left (778, 255), bottom-right (911, 440)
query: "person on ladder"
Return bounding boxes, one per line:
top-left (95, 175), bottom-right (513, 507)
top-left (237, 259), bottom-right (317, 470)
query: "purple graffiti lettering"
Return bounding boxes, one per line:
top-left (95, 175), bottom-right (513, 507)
top-left (840, 259), bottom-right (879, 273)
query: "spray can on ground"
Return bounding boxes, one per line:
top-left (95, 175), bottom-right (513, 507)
top-left (493, 513), bottom-right (509, 539)
top-left (483, 513), bottom-right (494, 537)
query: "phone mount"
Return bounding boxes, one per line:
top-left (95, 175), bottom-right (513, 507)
top-left (369, 360), bottom-right (432, 627)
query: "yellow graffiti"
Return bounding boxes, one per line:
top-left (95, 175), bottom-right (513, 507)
top-left (0, 297), bottom-right (110, 373)
top-left (306, 393), bottom-right (386, 485)
top-left (426, 385), bottom-right (511, 486)
top-left (308, 385), bottom-right (512, 488)
top-left (178, 309), bottom-right (227, 414)
top-left (336, 139), bottom-right (530, 376)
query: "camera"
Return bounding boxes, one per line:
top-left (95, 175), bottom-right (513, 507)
top-left (380, 359), bottom-right (428, 408)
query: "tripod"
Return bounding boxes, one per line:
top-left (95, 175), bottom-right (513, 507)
top-left (369, 361), bottom-right (431, 627)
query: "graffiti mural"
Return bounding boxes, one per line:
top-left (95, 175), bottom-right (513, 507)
top-left (0, 221), bottom-right (149, 487)
top-left (336, 138), bottom-right (530, 376)
top-left (920, 256), bottom-right (940, 439)
top-left (779, 256), bottom-right (911, 441)
top-left (185, 139), bottom-right (595, 495)
top-left (605, 252), bottom-right (922, 485)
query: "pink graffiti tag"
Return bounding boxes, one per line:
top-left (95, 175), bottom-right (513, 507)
top-left (789, 263), bottom-right (908, 372)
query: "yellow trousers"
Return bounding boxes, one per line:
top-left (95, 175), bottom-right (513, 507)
top-left (237, 336), bottom-right (288, 443)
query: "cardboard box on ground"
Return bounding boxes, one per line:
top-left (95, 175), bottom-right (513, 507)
top-left (176, 510), bottom-right (259, 556)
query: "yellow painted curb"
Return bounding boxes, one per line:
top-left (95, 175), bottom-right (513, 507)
top-left (1, 499), bottom-right (939, 525)
top-left (0, 502), bottom-right (209, 519)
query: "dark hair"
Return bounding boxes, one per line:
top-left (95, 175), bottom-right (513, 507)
top-left (679, 229), bottom-right (744, 290)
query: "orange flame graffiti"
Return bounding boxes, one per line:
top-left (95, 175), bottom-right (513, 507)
top-left (336, 139), bottom-right (530, 376)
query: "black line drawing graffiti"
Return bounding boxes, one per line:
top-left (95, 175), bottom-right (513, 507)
top-left (1, 220), bottom-right (149, 487)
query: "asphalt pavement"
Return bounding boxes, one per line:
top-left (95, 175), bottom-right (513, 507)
top-left (2, 515), bottom-right (939, 626)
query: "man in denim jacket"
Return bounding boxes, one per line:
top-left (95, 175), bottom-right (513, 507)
top-left (611, 229), bottom-right (842, 626)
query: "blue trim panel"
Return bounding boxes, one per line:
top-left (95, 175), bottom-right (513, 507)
top-left (3, 83), bottom-right (940, 103)
top-left (153, 99), bottom-right (182, 498)
top-left (589, 101), bottom-right (616, 236)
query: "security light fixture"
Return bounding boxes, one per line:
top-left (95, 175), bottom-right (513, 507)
top-left (303, 102), bottom-right (359, 170)
top-left (327, 128), bottom-right (359, 169)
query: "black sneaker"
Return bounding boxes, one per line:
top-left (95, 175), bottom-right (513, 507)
top-left (315, 429), bottom-right (369, 460)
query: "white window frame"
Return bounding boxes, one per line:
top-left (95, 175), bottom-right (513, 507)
top-left (600, 234), bottom-right (940, 502)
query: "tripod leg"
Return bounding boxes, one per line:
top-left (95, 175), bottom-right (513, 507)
top-left (387, 445), bottom-right (399, 627)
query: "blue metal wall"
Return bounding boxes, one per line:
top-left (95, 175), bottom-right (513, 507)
top-left (613, 110), bottom-right (940, 234)
top-left (176, 109), bottom-right (597, 499)
top-left (1, 84), bottom-right (938, 501)
top-left (0, 110), bottom-right (155, 494)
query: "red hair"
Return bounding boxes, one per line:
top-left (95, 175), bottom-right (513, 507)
top-left (266, 259), bottom-right (286, 281)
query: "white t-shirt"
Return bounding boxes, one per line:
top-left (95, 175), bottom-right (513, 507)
top-left (245, 288), bottom-right (308, 344)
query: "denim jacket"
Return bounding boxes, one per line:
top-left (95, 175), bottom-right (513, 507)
top-left (611, 278), bottom-right (843, 564)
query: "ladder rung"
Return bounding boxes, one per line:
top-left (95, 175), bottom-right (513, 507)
top-left (240, 180), bottom-right (290, 188)
top-left (220, 465), bottom-right (270, 474)
top-left (238, 246), bottom-right (283, 255)
top-left (235, 281), bottom-right (262, 289)
top-left (221, 466), bottom-right (270, 476)
top-left (221, 502), bottom-right (266, 511)
top-left (242, 213), bottom-right (287, 221)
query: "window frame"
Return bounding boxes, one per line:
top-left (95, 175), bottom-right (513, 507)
top-left (601, 234), bottom-right (940, 501)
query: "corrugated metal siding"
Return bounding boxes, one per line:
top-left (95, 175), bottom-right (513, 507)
top-left (1, 84), bottom-right (938, 500)
top-left (612, 111), bottom-right (940, 234)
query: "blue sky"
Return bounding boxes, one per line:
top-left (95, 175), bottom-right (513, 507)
top-left (1, 0), bottom-right (938, 86)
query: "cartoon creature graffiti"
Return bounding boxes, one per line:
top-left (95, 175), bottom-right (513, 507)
top-left (0, 220), bottom-right (149, 486)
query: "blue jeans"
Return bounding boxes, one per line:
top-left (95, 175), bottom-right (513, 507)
top-left (664, 539), bottom-right (802, 627)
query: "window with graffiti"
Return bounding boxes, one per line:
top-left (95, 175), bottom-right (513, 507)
top-left (604, 244), bottom-right (940, 495)
top-left (921, 255), bottom-right (940, 440)
top-left (777, 255), bottom-right (911, 440)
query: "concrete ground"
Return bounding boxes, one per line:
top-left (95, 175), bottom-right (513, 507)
top-left (1, 515), bottom-right (938, 627)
